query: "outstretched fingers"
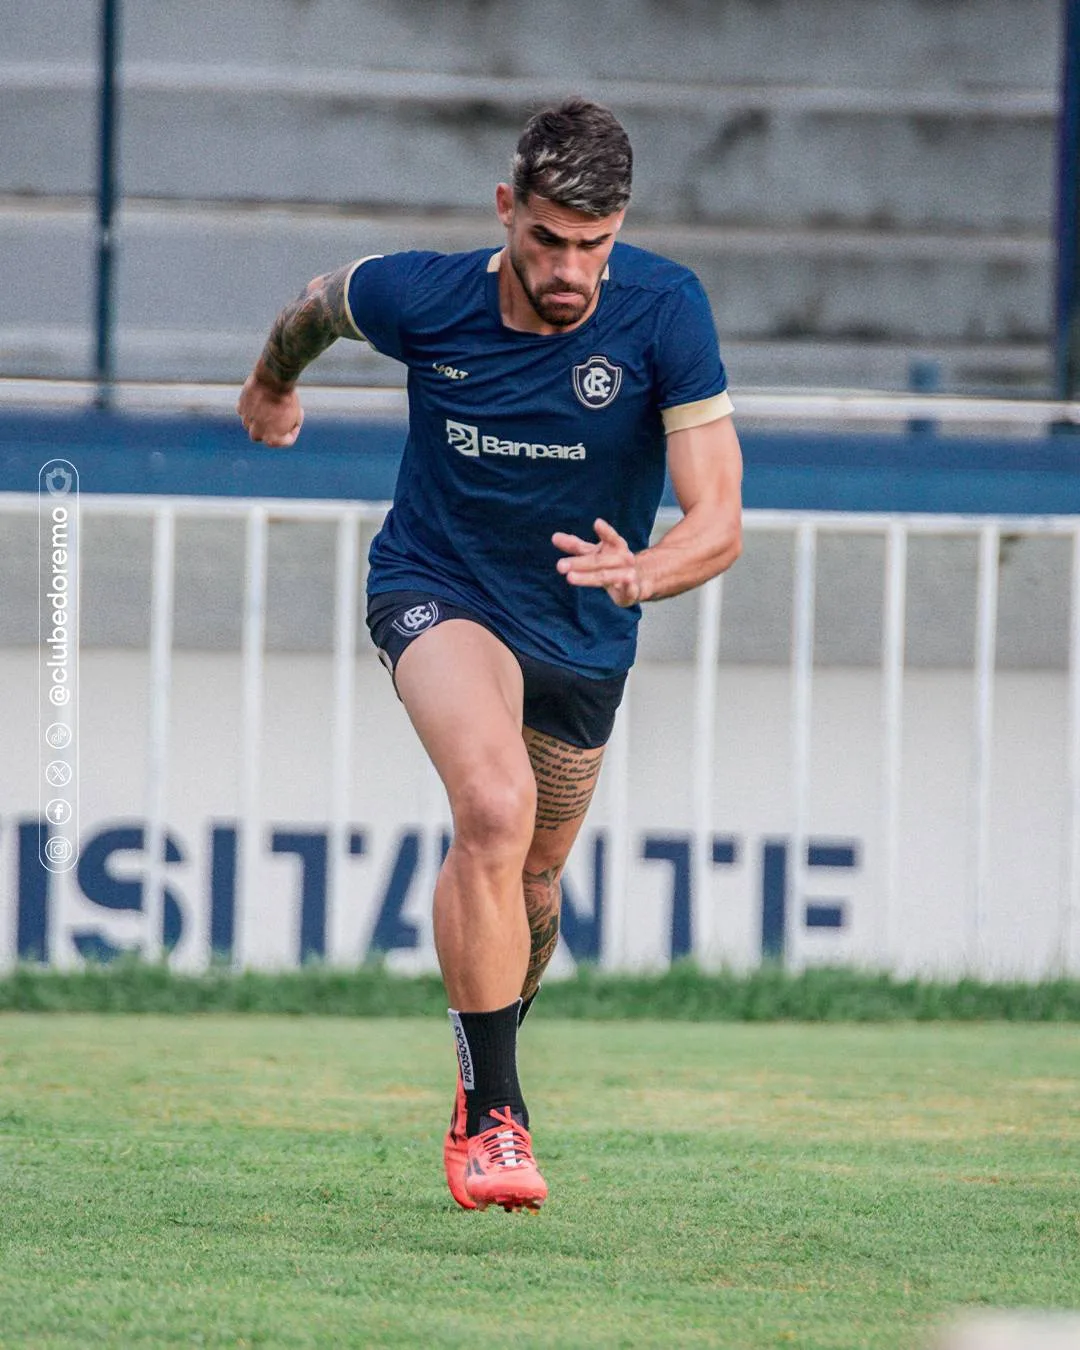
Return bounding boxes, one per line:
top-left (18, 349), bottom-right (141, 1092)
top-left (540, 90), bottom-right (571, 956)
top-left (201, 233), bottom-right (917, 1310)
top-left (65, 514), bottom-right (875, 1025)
top-left (551, 529), bottom-right (594, 558)
top-left (592, 517), bottom-right (626, 548)
top-left (552, 518), bottom-right (642, 606)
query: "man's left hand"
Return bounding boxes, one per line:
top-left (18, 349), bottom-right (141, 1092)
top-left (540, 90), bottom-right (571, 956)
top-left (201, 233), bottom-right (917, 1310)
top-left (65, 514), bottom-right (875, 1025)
top-left (553, 518), bottom-right (643, 608)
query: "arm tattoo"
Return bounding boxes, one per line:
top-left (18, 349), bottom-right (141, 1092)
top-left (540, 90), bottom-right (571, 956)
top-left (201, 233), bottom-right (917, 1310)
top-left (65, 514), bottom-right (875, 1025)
top-left (519, 732), bottom-right (605, 998)
top-left (259, 263), bottom-right (358, 386)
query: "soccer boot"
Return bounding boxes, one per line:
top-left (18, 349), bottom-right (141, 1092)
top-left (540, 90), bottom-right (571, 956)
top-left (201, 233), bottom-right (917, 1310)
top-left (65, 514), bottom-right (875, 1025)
top-left (464, 1104), bottom-right (548, 1212)
top-left (443, 1071), bottom-right (477, 1210)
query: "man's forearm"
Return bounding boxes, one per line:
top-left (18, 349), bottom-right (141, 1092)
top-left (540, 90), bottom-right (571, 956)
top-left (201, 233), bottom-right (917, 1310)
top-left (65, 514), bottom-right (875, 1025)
top-left (255, 263), bottom-right (356, 388)
top-left (634, 502), bottom-right (742, 602)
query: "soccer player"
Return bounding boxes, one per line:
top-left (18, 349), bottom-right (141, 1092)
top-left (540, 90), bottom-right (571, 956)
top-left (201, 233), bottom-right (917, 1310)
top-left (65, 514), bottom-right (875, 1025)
top-left (237, 98), bottom-right (743, 1212)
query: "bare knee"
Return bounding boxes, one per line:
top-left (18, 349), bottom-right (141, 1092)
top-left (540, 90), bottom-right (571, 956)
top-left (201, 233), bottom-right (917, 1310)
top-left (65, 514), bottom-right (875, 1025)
top-left (452, 766), bottom-right (537, 861)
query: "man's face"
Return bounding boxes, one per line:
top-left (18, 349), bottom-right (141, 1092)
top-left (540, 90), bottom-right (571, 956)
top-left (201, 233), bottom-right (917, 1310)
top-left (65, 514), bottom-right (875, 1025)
top-left (496, 185), bottom-right (624, 330)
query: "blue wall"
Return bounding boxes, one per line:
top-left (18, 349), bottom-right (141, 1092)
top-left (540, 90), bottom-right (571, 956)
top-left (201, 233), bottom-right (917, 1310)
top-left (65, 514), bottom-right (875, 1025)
top-left (3, 410), bottom-right (1080, 515)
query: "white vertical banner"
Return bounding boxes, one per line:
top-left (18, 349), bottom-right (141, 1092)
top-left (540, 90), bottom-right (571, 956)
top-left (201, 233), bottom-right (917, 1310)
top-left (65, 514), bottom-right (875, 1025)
top-left (1064, 527), bottom-right (1080, 975)
top-left (788, 521), bottom-right (817, 970)
top-left (328, 511), bottom-right (359, 944)
top-left (880, 521), bottom-right (907, 970)
top-left (691, 575), bottom-right (723, 968)
top-left (236, 506), bottom-right (268, 969)
top-left (143, 506), bottom-right (176, 963)
top-left (601, 677), bottom-right (631, 970)
top-left (969, 523), bottom-right (999, 974)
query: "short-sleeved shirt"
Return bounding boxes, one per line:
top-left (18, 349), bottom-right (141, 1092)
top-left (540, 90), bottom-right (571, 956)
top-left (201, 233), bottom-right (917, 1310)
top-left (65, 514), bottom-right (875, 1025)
top-left (346, 242), bottom-right (731, 678)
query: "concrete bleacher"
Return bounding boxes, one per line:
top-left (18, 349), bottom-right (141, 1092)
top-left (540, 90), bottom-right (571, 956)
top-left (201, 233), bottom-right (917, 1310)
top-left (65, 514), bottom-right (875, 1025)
top-left (0, 0), bottom-right (1064, 393)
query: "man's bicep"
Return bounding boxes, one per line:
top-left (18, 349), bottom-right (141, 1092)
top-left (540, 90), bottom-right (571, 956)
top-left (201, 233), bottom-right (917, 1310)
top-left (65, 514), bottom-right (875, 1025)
top-left (665, 416), bottom-right (744, 514)
top-left (288, 262), bottom-right (365, 343)
top-left (341, 254), bottom-right (388, 341)
top-left (342, 252), bottom-right (420, 360)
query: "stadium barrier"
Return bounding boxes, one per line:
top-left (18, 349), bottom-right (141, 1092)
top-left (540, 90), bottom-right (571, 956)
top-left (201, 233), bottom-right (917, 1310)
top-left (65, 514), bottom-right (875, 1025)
top-left (3, 484), bottom-right (1080, 981)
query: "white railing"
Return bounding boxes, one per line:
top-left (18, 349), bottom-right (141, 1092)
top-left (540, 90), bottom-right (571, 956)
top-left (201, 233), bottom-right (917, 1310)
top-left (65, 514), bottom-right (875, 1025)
top-left (4, 488), bottom-right (1080, 977)
top-left (1, 378), bottom-right (1079, 428)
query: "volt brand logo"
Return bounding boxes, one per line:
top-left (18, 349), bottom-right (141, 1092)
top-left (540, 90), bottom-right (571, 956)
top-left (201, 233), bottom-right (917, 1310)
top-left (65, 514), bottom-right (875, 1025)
top-left (572, 354), bottom-right (623, 409)
top-left (445, 419), bottom-right (586, 461)
top-left (433, 360), bottom-right (469, 380)
top-left (391, 602), bottom-right (439, 637)
top-left (448, 1011), bottom-right (475, 1089)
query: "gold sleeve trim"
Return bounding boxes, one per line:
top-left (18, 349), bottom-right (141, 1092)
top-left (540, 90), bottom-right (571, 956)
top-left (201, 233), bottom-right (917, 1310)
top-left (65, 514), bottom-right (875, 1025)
top-left (342, 254), bottom-right (384, 340)
top-left (661, 391), bottom-right (734, 434)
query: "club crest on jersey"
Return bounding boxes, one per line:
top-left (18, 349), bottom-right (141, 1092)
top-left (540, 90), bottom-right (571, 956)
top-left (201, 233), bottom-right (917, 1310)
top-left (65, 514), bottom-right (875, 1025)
top-left (572, 354), bottom-right (623, 409)
top-left (391, 601), bottom-right (439, 637)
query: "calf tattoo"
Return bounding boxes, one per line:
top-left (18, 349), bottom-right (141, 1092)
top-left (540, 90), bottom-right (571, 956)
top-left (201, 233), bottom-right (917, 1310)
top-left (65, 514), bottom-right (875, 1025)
top-left (522, 863), bottom-right (561, 1001)
top-left (519, 731), bottom-right (606, 998)
top-left (259, 264), bottom-right (356, 386)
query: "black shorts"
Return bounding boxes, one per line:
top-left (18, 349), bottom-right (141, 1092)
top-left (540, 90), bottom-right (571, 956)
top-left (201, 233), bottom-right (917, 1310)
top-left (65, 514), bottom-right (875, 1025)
top-left (366, 590), bottom-right (627, 750)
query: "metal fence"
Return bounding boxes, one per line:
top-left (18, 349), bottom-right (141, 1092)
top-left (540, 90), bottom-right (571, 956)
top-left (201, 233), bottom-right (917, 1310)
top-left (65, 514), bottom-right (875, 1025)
top-left (5, 487), bottom-right (1080, 976)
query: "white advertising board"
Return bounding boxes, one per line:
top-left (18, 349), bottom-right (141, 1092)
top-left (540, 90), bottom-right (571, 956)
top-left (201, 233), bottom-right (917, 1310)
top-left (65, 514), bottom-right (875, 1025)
top-left (0, 648), bottom-right (1072, 981)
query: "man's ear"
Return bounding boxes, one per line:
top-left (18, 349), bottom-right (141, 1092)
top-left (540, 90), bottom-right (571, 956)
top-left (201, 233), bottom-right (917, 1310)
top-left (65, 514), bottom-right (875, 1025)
top-left (495, 182), bottom-right (515, 227)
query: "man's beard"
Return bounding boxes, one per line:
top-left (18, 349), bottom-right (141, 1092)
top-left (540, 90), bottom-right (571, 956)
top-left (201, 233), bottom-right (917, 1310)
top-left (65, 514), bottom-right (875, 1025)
top-left (509, 247), bottom-right (596, 329)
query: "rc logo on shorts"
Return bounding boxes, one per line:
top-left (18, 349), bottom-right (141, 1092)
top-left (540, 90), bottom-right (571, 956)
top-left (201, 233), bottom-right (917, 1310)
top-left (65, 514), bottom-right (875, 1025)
top-left (572, 354), bottom-right (623, 410)
top-left (391, 601), bottom-right (440, 637)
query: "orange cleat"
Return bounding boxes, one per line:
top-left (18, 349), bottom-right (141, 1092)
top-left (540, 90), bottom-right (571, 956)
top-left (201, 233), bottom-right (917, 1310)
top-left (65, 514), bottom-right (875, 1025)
top-left (443, 1072), bottom-right (477, 1210)
top-left (464, 1105), bottom-right (548, 1213)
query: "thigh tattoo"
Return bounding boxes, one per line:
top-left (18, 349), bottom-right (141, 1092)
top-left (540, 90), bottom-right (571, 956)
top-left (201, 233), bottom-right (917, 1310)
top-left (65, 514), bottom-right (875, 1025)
top-left (527, 732), bottom-right (606, 833)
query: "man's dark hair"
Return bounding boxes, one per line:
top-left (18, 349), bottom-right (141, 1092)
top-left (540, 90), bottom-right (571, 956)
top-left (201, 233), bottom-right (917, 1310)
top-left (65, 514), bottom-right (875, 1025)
top-left (511, 98), bottom-right (632, 217)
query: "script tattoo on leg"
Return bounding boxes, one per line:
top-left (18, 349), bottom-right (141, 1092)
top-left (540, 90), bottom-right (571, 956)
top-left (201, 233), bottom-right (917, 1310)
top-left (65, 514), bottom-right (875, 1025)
top-left (527, 732), bottom-right (606, 832)
top-left (519, 731), bottom-right (606, 998)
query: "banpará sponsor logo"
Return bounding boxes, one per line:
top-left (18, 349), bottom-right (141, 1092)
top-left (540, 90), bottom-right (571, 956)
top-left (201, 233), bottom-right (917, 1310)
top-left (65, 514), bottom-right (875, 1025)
top-left (446, 418), bottom-right (586, 461)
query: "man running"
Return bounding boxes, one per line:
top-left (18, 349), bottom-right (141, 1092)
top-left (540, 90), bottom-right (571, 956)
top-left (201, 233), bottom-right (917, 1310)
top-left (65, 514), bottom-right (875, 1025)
top-left (237, 97), bottom-right (743, 1213)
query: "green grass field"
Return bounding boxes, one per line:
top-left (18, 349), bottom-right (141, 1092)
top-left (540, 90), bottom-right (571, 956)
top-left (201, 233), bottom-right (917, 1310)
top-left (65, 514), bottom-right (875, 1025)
top-left (0, 1015), bottom-right (1077, 1349)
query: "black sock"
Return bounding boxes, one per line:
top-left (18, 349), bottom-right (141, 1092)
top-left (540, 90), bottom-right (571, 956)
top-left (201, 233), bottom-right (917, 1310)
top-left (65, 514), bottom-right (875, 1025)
top-left (449, 1000), bottom-right (528, 1136)
top-left (518, 988), bottom-right (539, 1026)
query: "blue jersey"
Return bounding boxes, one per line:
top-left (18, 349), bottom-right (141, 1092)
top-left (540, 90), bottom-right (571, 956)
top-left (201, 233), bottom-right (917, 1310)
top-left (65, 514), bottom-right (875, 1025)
top-left (346, 241), bottom-right (731, 677)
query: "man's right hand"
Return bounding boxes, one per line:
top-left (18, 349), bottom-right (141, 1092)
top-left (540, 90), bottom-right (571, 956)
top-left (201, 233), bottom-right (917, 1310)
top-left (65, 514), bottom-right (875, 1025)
top-left (236, 370), bottom-right (304, 447)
